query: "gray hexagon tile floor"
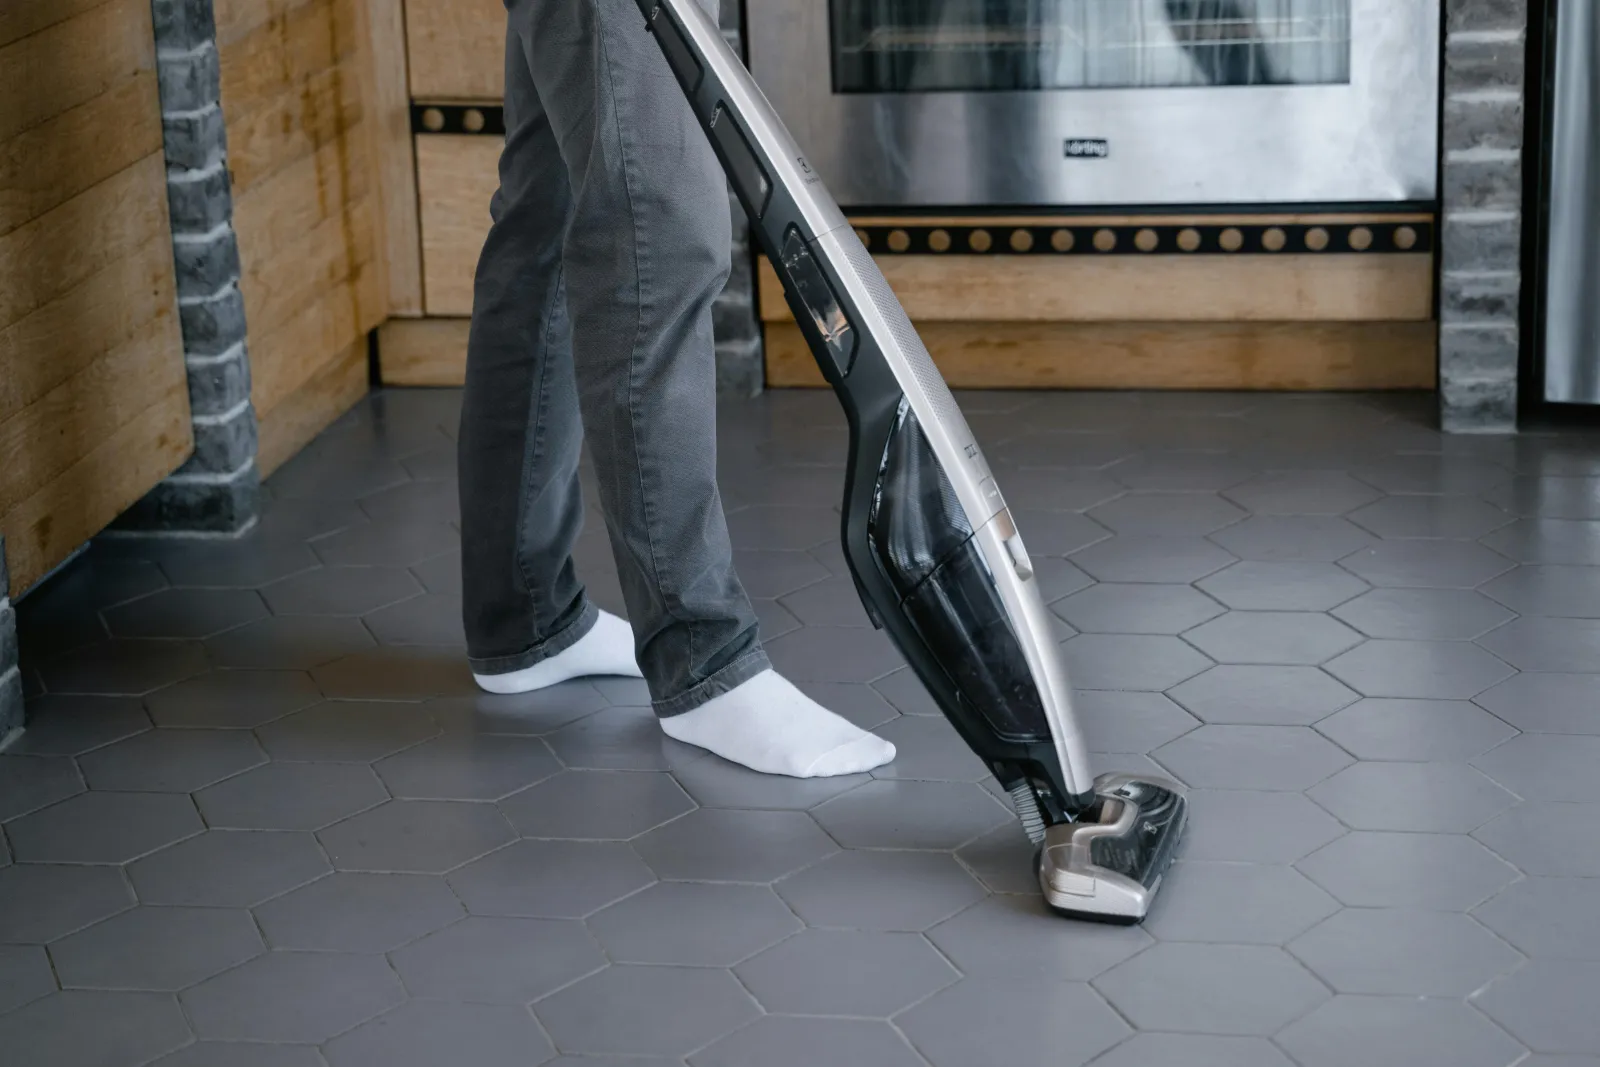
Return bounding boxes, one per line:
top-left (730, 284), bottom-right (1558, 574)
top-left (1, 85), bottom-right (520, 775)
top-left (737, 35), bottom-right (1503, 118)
top-left (4, 386), bottom-right (1600, 1066)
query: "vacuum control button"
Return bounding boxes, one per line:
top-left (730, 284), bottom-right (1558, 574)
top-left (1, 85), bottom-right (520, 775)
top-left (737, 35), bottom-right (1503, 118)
top-left (1004, 532), bottom-right (1033, 580)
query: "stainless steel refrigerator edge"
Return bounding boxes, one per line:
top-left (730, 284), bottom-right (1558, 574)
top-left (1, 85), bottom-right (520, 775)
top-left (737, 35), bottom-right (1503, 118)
top-left (748, 0), bottom-right (1440, 207)
top-left (1540, 0), bottom-right (1600, 404)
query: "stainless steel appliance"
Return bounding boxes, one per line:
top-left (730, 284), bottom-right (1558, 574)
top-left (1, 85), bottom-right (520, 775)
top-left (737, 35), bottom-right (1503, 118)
top-left (746, 0), bottom-right (1440, 207)
top-left (1537, 0), bottom-right (1600, 404)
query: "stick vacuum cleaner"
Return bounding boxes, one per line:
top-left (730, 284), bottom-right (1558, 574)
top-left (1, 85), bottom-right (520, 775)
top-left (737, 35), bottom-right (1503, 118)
top-left (635, 0), bottom-right (1188, 923)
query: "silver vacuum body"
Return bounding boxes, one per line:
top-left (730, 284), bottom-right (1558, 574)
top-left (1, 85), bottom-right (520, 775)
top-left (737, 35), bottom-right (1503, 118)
top-left (636, 0), bottom-right (1187, 922)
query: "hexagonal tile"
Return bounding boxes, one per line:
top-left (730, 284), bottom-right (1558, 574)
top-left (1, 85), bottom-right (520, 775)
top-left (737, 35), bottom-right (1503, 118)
top-left (373, 734), bottom-right (559, 800)
top-left (205, 616), bottom-right (375, 671)
top-left (76, 729), bottom-right (265, 793)
top-left (1178, 789), bottom-right (1345, 863)
top-left (144, 670), bottom-right (321, 729)
top-left (1348, 495), bottom-right (1513, 539)
top-left (0, 991), bottom-right (190, 1067)
top-left (254, 872), bottom-right (463, 952)
top-left (1472, 734), bottom-right (1600, 803)
top-left (6, 791), bottom-right (201, 864)
top-left (544, 706), bottom-right (706, 770)
top-left (499, 770), bottom-right (695, 839)
top-left (1196, 561), bottom-right (1368, 611)
top-left (1332, 589), bottom-right (1515, 643)
top-left (311, 521), bottom-right (459, 568)
top-left (323, 1000), bottom-right (554, 1067)
top-left (762, 625), bottom-right (905, 684)
top-left (1476, 673), bottom-right (1600, 734)
top-left (792, 680), bottom-right (900, 730)
top-left (1481, 516), bottom-right (1600, 564)
top-left (102, 588), bottom-right (268, 640)
top-left (195, 762), bottom-right (387, 830)
top-left (0, 863), bottom-right (134, 943)
top-left (726, 549), bottom-right (831, 600)
top-left (1142, 861), bottom-right (1338, 944)
top-left (692, 1016), bottom-right (927, 1067)
top-left (1087, 1034), bottom-right (1296, 1067)
top-left (128, 829), bottom-right (330, 907)
top-left (5, 695), bottom-right (149, 756)
top-left (50, 906), bottom-right (263, 991)
top-left (1315, 699), bottom-right (1517, 761)
top-left (777, 576), bottom-right (870, 628)
top-left (1308, 762), bottom-right (1517, 833)
top-left (260, 566), bottom-right (421, 616)
top-left (630, 807), bottom-right (836, 883)
top-left (952, 819), bottom-right (1045, 894)
top-left (1183, 612), bottom-right (1363, 666)
top-left (535, 965), bottom-right (760, 1057)
top-left (1167, 665), bottom-right (1357, 726)
top-left (1474, 878), bottom-right (1600, 961)
top-left (255, 700), bottom-right (439, 763)
top-left (1053, 583), bottom-right (1225, 635)
top-left (588, 882), bottom-right (799, 966)
top-left (317, 799), bottom-right (514, 874)
top-left (1327, 639), bottom-right (1514, 700)
top-left (1107, 452), bottom-right (1258, 491)
top-left (388, 915), bottom-right (603, 1003)
top-left (928, 893), bottom-right (1152, 980)
top-left (37, 639), bottom-right (208, 696)
top-left (669, 754), bottom-right (869, 811)
top-left (1087, 492), bottom-right (1247, 536)
top-left (1485, 475), bottom-right (1600, 519)
top-left (1074, 690), bottom-right (1199, 753)
top-left (1062, 634), bottom-right (1212, 691)
top-left (447, 839), bottom-right (654, 918)
top-left (1479, 616), bottom-right (1600, 673)
top-left (1071, 535), bottom-right (1237, 584)
top-left (775, 849), bottom-right (986, 931)
top-left (364, 592), bottom-right (465, 646)
top-left (1004, 508), bottom-right (1113, 555)
top-left (1153, 725), bottom-right (1352, 791)
top-left (0, 944), bottom-right (54, 1015)
top-left (157, 538), bottom-right (320, 588)
top-left (1288, 908), bottom-right (1522, 996)
top-left (1276, 996), bottom-right (1526, 1067)
top-left (870, 667), bottom-right (941, 716)
top-left (992, 467), bottom-right (1127, 511)
top-left (1350, 454), bottom-right (1511, 495)
top-left (357, 479), bottom-right (459, 527)
top-left (1092, 943), bottom-right (1328, 1036)
top-left (1476, 960), bottom-right (1600, 1055)
top-left (309, 646), bottom-right (476, 700)
top-left (1210, 515), bottom-right (1374, 562)
top-left (181, 951), bottom-right (404, 1043)
top-left (1338, 540), bottom-right (1514, 588)
top-left (868, 716), bottom-right (988, 782)
top-left (1483, 564), bottom-right (1600, 619)
top-left (0, 754), bottom-right (84, 821)
top-left (898, 979), bottom-right (1130, 1067)
top-left (726, 504), bottom-right (840, 551)
top-left (812, 779), bottom-right (1011, 850)
top-left (1475, 803), bottom-right (1600, 877)
top-left (427, 682), bottom-right (611, 736)
top-left (735, 928), bottom-right (956, 1016)
top-left (1297, 832), bottom-right (1516, 909)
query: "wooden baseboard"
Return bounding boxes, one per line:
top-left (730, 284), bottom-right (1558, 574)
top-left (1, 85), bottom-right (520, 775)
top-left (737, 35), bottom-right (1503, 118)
top-left (376, 316), bottom-right (469, 385)
top-left (256, 339), bottom-right (370, 476)
top-left (765, 320), bottom-right (1438, 391)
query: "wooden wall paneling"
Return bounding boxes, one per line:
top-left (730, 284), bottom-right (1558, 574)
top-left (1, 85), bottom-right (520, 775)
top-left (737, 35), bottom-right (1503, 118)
top-left (217, 0), bottom-right (362, 120)
top-left (404, 0), bottom-right (505, 100)
top-left (0, 0), bottom-right (110, 50)
top-left (0, 0), bottom-right (153, 143)
top-left (225, 62), bottom-right (365, 196)
top-left (756, 252), bottom-right (1435, 325)
top-left (764, 320), bottom-right (1438, 391)
top-left (415, 134), bottom-right (499, 315)
top-left (256, 337), bottom-right (370, 475)
top-left (377, 317), bottom-right (470, 385)
top-left (361, 0), bottom-right (424, 315)
top-left (250, 260), bottom-right (383, 423)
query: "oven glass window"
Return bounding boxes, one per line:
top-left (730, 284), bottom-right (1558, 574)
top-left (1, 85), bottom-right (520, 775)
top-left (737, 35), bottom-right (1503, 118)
top-left (831, 0), bottom-right (1352, 93)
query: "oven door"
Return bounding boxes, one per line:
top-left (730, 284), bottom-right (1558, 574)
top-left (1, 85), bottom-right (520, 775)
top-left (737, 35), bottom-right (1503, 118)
top-left (747, 0), bottom-right (1438, 208)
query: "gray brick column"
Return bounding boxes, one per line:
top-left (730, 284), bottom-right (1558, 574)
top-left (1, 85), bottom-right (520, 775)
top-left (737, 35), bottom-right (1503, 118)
top-left (0, 538), bottom-right (21, 741)
top-left (118, 0), bottom-right (262, 533)
top-left (713, 0), bottom-right (764, 396)
top-left (1438, 0), bottom-right (1529, 432)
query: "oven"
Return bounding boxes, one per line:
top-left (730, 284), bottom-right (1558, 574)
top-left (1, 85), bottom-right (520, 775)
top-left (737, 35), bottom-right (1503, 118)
top-left (745, 0), bottom-right (1440, 208)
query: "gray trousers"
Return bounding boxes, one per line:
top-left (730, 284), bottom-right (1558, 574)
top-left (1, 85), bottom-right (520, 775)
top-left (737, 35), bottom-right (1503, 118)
top-left (458, 0), bottom-right (769, 716)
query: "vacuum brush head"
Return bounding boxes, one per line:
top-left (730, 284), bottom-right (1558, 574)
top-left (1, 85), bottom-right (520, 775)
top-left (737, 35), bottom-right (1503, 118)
top-left (1038, 773), bottom-right (1188, 923)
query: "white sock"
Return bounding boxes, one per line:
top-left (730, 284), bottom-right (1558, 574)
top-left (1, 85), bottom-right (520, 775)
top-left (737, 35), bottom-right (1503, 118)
top-left (473, 610), bottom-right (642, 694)
top-left (660, 669), bottom-right (896, 778)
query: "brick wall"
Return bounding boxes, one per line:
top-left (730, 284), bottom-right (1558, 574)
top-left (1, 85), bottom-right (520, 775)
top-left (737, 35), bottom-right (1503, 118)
top-left (117, 0), bottom-right (262, 532)
top-left (713, 0), bottom-right (763, 396)
top-left (1439, 0), bottom-right (1529, 432)
top-left (0, 538), bottom-right (21, 740)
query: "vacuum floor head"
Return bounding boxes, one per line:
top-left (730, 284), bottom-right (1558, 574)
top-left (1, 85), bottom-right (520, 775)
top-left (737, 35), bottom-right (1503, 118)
top-left (635, 0), bottom-right (1188, 922)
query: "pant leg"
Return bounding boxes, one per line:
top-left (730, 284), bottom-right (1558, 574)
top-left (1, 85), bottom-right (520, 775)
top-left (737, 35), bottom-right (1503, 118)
top-left (457, 19), bottom-right (597, 675)
top-left (508, 0), bottom-right (768, 715)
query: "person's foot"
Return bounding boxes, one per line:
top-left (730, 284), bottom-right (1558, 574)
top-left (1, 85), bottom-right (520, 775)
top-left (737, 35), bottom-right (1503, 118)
top-left (472, 610), bottom-right (642, 694)
top-left (660, 669), bottom-right (896, 778)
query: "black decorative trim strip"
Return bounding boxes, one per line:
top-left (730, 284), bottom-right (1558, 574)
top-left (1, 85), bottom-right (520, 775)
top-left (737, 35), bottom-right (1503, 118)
top-left (851, 221), bottom-right (1435, 256)
top-left (411, 103), bottom-right (506, 136)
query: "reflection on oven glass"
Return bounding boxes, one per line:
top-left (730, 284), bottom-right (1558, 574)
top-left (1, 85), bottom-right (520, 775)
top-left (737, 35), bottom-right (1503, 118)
top-left (831, 0), bottom-right (1352, 93)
